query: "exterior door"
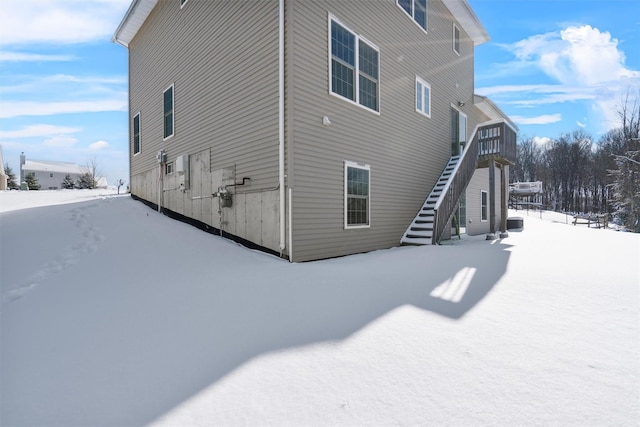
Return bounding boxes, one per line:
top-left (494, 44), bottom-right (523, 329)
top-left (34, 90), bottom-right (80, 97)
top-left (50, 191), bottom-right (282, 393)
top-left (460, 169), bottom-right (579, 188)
top-left (450, 107), bottom-right (467, 156)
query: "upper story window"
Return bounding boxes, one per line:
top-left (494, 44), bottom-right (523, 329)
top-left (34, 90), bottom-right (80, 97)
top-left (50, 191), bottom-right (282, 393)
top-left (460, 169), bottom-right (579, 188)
top-left (415, 77), bottom-right (431, 117)
top-left (133, 113), bottom-right (141, 154)
top-left (397, 0), bottom-right (427, 32)
top-left (329, 16), bottom-right (380, 113)
top-left (453, 23), bottom-right (460, 55)
top-left (163, 84), bottom-right (174, 140)
top-left (180, 0), bottom-right (188, 8)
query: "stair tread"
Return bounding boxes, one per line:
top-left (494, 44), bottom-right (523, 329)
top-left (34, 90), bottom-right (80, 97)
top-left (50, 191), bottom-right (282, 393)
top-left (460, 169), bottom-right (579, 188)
top-left (401, 237), bottom-right (433, 245)
top-left (402, 154), bottom-right (466, 246)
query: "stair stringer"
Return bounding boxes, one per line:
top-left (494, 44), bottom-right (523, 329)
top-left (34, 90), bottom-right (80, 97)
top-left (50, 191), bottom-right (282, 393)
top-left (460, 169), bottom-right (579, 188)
top-left (400, 156), bottom-right (461, 245)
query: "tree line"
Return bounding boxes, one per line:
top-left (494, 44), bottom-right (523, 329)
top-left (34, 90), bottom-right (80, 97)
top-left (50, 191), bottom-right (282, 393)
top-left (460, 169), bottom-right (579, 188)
top-left (511, 97), bottom-right (640, 232)
top-left (3, 166), bottom-right (100, 190)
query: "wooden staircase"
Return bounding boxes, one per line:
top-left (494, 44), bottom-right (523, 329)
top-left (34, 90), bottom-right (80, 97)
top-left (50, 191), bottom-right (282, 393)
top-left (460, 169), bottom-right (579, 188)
top-left (401, 155), bottom-right (461, 245)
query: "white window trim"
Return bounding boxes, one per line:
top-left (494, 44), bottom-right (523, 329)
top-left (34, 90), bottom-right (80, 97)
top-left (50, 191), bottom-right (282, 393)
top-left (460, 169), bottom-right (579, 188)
top-left (163, 83), bottom-right (175, 141)
top-left (344, 160), bottom-right (371, 229)
top-left (180, 0), bottom-right (189, 8)
top-left (396, 0), bottom-right (428, 34)
top-left (450, 104), bottom-right (468, 145)
top-left (133, 112), bottom-right (141, 156)
top-left (328, 13), bottom-right (381, 115)
top-left (453, 23), bottom-right (460, 56)
top-left (481, 190), bottom-right (488, 222)
top-left (415, 76), bottom-right (431, 118)
top-left (166, 162), bottom-right (174, 175)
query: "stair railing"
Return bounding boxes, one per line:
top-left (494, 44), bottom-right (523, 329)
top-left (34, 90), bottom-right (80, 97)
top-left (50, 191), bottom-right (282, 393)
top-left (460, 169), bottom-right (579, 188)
top-left (431, 125), bottom-right (480, 244)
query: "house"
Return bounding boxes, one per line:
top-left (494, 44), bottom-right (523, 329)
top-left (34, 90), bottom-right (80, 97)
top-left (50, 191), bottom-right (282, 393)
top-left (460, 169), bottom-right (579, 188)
top-left (0, 145), bottom-right (8, 190)
top-left (113, 0), bottom-right (516, 262)
top-left (19, 153), bottom-right (108, 190)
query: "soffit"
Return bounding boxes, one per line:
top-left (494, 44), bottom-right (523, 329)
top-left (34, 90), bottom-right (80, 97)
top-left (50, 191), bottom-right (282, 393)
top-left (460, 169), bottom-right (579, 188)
top-left (112, 0), bottom-right (158, 47)
top-left (474, 94), bottom-right (519, 132)
top-left (441, 0), bottom-right (489, 45)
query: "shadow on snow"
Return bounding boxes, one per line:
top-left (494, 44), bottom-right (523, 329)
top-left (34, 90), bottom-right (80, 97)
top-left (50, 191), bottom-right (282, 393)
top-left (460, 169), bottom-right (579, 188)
top-left (0, 197), bottom-right (511, 426)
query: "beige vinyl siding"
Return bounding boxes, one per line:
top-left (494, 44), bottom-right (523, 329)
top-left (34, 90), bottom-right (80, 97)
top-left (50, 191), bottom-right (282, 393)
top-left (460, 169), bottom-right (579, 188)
top-left (465, 165), bottom-right (503, 236)
top-left (129, 0), bottom-right (280, 191)
top-left (288, 0), bottom-right (476, 261)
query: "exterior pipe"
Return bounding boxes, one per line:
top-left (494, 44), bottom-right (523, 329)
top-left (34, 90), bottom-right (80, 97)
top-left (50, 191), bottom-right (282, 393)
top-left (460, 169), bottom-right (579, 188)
top-left (278, 0), bottom-right (286, 256)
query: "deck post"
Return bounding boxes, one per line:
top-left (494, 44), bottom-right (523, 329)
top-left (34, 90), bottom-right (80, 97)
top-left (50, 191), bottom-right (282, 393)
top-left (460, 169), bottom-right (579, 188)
top-left (489, 158), bottom-right (496, 235)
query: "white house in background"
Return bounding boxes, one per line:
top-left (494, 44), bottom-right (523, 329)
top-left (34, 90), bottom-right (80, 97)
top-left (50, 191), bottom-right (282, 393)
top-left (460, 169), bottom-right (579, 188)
top-left (20, 153), bottom-right (108, 190)
top-left (0, 145), bottom-right (8, 190)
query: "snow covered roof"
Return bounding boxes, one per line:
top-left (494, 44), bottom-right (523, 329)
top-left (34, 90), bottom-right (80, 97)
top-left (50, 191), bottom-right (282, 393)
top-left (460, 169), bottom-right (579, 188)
top-left (113, 0), bottom-right (488, 48)
top-left (22, 160), bottom-right (86, 175)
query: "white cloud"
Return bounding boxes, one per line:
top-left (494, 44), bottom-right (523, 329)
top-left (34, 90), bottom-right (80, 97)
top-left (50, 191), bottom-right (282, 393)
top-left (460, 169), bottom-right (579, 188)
top-left (0, 124), bottom-right (81, 138)
top-left (0, 51), bottom-right (75, 62)
top-left (89, 140), bottom-right (109, 151)
top-left (479, 25), bottom-right (640, 132)
top-left (1, 73), bottom-right (127, 95)
top-left (0, 0), bottom-right (131, 46)
top-left (44, 135), bottom-right (77, 148)
top-left (0, 99), bottom-right (127, 118)
top-left (508, 25), bottom-right (638, 86)
top-left (511, 114), bottom-right (562, 125)
top-left (533, 136), bottom-right (552, 146)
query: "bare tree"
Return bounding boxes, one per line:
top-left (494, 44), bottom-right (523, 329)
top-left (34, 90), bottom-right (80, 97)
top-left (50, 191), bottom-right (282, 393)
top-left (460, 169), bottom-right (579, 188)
top-left (84, 157), bottom-right (103, 189)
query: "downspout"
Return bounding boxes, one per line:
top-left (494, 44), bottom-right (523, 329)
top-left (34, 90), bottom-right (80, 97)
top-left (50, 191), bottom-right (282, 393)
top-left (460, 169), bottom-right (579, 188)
top-left (278, 0), bottom-right (286, 256)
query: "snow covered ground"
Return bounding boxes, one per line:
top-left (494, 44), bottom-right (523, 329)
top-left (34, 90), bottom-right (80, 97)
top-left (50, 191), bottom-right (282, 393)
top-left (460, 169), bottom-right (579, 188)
top-left (0, 188), bottom-right (121, 213)
top-left (1, 192), bottom-right (638, 426)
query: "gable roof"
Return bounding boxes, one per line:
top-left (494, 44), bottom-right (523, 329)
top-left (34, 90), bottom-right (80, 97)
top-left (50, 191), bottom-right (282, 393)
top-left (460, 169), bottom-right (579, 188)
top-left (112, 0), bottom-right (489, 48)
top-left (22, 160), bottom-right (86, 175)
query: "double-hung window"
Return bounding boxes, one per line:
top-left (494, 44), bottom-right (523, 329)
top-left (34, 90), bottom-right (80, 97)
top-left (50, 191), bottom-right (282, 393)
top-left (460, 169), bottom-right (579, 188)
top-left (415, 77), bottom-right (431, 117)
top-left (163, 84), bottom-right (174, 139)
top-left (397, 0), bottom-right (427, 31)
top-left (481, 190), bottom-right (488, 222)
top-left (330, 16), bottom-right (379, 113)
top-left (133, 113), bottom-right (141, 155)
top-left (345, 161), bottom-right (370, 228)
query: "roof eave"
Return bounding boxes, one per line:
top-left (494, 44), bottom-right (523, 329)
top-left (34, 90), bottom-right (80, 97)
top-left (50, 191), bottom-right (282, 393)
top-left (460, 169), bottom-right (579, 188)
top-left (442, 0), bottom-right (490, 46)
top-left (474, 94), bottom-right (519, 132)
top-left (112, 0), bottom-right (158, 48)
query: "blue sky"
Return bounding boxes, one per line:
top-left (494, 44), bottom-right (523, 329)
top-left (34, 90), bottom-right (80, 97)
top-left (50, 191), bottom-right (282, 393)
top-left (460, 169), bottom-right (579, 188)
top-left (1, 0), bottom-right (639, 184)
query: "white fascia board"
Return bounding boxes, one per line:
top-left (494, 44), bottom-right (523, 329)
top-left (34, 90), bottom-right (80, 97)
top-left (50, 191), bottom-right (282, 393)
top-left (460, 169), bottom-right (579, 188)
top-left (112, 0), bottom-right (158, 47)
top-left (441, 0), bottom-right (489, 46)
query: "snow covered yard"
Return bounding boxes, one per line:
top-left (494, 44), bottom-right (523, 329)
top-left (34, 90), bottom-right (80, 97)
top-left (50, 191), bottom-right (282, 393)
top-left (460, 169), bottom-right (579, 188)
top-left (1, 193), bottom-right (638, 426)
